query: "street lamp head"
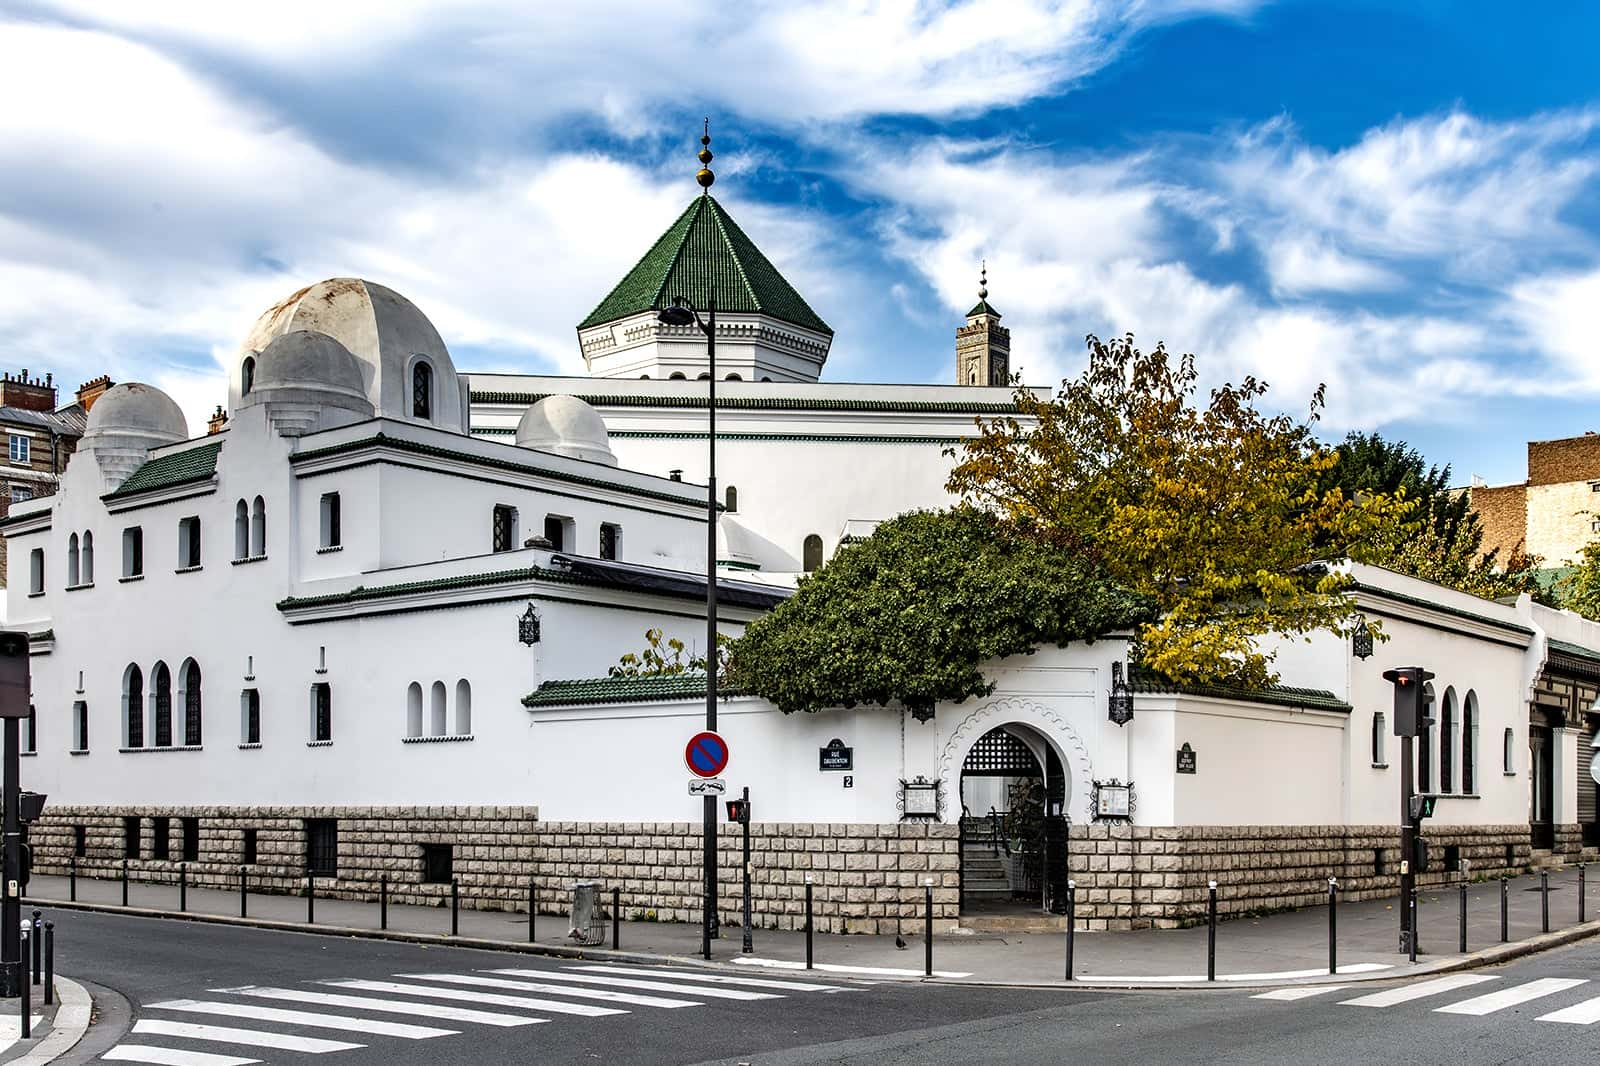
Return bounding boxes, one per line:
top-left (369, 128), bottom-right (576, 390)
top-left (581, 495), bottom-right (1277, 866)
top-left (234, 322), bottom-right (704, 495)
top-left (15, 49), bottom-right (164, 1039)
top-left (656, 298), bottom-right (697, 327)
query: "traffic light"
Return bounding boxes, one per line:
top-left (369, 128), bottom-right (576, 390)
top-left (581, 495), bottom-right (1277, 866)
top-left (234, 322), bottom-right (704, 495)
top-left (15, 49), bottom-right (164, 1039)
top-left (0, 632), bottom-right (29, 719)
top-left (1408, 794), bottom-right (1438, 823)
top-left (1412, 836), bottom-right (1429, 874)
top-left (1383, 666), bottom-right (1436, 737)
top-left (725, 798), bottom-right (750, 824)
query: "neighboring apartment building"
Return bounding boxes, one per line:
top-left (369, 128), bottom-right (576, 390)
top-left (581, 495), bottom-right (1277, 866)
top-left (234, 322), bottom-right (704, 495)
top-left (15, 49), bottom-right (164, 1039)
top-left (1468, 432), bottom-right (1600, 567)
top-left (0, 373), bottom-right (112, 583)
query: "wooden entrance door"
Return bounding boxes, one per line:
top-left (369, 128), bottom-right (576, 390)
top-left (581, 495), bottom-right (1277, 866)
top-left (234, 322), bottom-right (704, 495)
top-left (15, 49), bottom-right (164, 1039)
top-left (1530, 725), bottom-right (1555, 850)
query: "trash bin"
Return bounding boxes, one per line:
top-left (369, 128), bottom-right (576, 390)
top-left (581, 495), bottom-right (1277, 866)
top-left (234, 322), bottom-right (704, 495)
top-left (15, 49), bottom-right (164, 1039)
top-left (569, 880), bottom-right (606, 945)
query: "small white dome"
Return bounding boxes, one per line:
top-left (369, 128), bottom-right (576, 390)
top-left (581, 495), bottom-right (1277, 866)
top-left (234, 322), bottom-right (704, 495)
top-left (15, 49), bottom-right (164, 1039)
top-left (83, 382), bottom-right (189, 444)
top-left (244, 331), bottom-right (371, 404)
top-left (515, 395), bottom-right (617, 466)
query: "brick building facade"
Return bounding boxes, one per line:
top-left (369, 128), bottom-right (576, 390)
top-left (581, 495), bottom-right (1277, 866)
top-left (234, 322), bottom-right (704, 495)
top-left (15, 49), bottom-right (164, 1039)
top-left (0, 373), bottom-right (111, 583)
top-left (1469, 432), bottom-right (1600, 566)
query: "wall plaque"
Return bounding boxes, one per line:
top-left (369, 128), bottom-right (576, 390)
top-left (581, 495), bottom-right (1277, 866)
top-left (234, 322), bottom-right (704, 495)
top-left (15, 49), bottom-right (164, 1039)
top-left (819, 737), bottom-right (853, 771)
top-left (1176, 742), bottom-right (1197, 774)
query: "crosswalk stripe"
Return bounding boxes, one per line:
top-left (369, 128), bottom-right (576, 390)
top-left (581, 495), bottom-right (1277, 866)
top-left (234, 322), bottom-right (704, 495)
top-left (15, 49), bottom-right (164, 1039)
top-left (1537, 993), bottom-right (1600, 1025)
top-left (397, 972), bottom-right (701, 1008)
top-left (214, 986), bottom-right (544, 1027)
top-left (1252, 986), bottom-right (1348, 1001)
top-left (104, 1046), bottom-right (262, 1066)
top-left (326, 978), bottom-right (624, 1018)
top-left (146, 999), bottom-right (458, 1038)
top-left (1436, 978), bottom-right (1589, 1016)
top-left (568, 964), bottom-right (847, 993)
top-left (131, 1019), bottom-right (364, 1054)
top-left (1340, 974), bottom-right (1497, 1008)
top-left (489, 968), bottom-right (780, 1001)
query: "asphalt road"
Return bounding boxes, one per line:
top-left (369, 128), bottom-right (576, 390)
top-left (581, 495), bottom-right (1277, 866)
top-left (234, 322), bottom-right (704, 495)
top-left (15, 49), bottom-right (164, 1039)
top-left (39, 909), bottom-right (1600, 1065)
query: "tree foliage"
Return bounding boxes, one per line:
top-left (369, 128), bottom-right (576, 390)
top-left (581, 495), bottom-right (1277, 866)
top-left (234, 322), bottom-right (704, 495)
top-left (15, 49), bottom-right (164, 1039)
top-left (608, 627), bottom-right (731, 680)
top-left (728, 508), bottom-right (1150, 717)
top-left (946, 334), bottom-right (1407, 688)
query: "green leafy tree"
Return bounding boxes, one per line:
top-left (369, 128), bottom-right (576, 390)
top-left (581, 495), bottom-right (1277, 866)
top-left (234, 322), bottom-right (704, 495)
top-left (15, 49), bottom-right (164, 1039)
top-left (1558, 542), bottom-right (1600, 620)
top-left (728, 508), bottom-right (1150, 718)
top-left (608, 627), bottom-right (732, 680)
top-left (946, 334), bottom-right (1406, 688)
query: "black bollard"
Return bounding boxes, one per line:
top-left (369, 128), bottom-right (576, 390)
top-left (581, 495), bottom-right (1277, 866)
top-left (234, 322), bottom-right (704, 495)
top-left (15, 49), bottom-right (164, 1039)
top-left (451, 879), bottom-right (459, 937)
top-left (31, 910), bottom-right (41, 985)
top-left (528, 878), bottom-right (535, 943)
top-left (43, 921), bottom-right (53, 1006)
top-left (1328, 878), bottom-right (1338, 976)
top-left (1065, 879), bottom-right (1077, 982)
top-left (381, 876), bottom-right (388, 930)
top-left (1581, 865), bottom-right (1587, 924)
top-left (1542, 871), bottom-right (1550, 934)
top-left (239, 866), bottom-right (247, 918)
top-left (69, 854), bottom-right (76, 903)
top-left (1207, 880), bottom-right (1218, 981)
top-left (1409, 888), bottom-right (1418, 964)
top-left (1500, 877), bottom-right (1508, 942)
top-left (19, 926), bottom-right (29, 1039)
top-left (1459, 880), bottom-right (1467, 954)
top-left (611, 887), bottom-right (620, 951)
top-left (924, 880), bottom-right (934, 979)
top-left (121, 859), bottom-right (128, 907)
top-left (804, 878), bottom-right (814, 970)
top-left (307, 873), bottom-right (315, 924)
top-left (180, 862), bottom-right (187, 913)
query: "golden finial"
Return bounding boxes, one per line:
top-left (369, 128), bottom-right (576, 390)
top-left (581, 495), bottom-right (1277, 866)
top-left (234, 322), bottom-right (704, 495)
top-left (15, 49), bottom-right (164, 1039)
top-left (978, 260), bottom-right (988, 301)
top-left (696, 118), bottom-right (715, 192)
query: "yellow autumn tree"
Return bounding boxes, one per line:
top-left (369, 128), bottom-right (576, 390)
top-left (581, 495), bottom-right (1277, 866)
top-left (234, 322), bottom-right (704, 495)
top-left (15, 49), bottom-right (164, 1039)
top-left (946, 334), bottom-right (1407, 688)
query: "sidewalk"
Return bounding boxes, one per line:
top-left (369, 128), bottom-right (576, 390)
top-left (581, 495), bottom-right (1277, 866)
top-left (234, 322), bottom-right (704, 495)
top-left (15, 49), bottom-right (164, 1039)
top-left (23, 867), bottom-right (1600, 989)
top-left (0, 975), bottom-right (91, 1065)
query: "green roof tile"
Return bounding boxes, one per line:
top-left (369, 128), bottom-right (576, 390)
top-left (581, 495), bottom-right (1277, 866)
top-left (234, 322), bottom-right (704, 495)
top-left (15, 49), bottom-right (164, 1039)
top-left (1130, 667), bottom-right (1351, 714)
top-left (469, 391), bottom-right (1018, 415)
top-left (104, 441), bottom-right (222, 499)
top-left (522, 672), bottom-right (740, 708)
top-left (578, 195), bottom-right (831, 336)
top-left (965, 299), bottom-right (1002, 318)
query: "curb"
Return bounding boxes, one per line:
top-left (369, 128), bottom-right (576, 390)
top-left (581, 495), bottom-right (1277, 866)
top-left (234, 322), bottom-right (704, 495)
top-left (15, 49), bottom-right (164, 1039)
top-left (6, 977), bottom-right (90, 1066)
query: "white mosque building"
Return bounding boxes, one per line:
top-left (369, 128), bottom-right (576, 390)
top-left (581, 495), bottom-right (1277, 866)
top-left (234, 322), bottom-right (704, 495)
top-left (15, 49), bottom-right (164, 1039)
top-left (7, 148), bottom-right (1600, 934)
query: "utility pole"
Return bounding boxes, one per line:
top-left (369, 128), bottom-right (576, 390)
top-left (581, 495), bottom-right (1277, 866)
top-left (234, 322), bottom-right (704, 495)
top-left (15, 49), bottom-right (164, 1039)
top-left (0, 632), bottom-right (30, 998)
top-left (1384, 666), bottom-right (1434, 956)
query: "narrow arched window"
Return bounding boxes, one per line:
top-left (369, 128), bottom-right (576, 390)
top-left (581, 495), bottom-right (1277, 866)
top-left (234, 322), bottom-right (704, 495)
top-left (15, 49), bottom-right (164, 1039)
top-left (241, 356), bottom-right (256, 396)
top-left (234, 499), bottom-right (249, 561)
top-left (1440, 688), bottom-right (1457, 794)
top-left (725, 486), bottom-right (738, 513)
top-left (240, 688), bottom-right (260, 745)
top-left (67, 533), bottom-right (80, 587)
top-left (1372, 713), bottom-right (1387, 766)
top-left (1504, 727), bottom-right (1515, 774)
top-left (430, 680), bottom-right (447, 737)
top-left (455, 679), bottom-right (472, 735)
top-left (406, 682), bottom-right (423, 738)
top-left (310, 682), bottom-right (332, 742)
top-left (802, 534), bottom-right (823, 573)
top-left (669, 372), bottom-right (687, 380)
top-left (28, 548), bottom-right (43, 594)
top-left (251, 496), bottom-right (266, 557)
top-left (412, 360), bottom-right (433, 420)
top-left (1463, 691), bottom-right (1479, 794)
top-left (81, 530), bottom-right (94, 584)
top-left (181, 658), bottom-right (202, 746)
top-left (123, 664), bottom-right (144, 748)
top-left (725, 373), bottom-right (742, 381)
top-left (152, 661), bottom-right (173, 747)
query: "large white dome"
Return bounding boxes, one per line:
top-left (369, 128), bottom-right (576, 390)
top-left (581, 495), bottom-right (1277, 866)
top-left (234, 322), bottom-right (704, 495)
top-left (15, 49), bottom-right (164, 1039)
top-left (515, 395), bottom-right (617, 466)
top-left (83, 382), bottom-right (189, 445)
top-left (233, 278), bottom-right (465, 432)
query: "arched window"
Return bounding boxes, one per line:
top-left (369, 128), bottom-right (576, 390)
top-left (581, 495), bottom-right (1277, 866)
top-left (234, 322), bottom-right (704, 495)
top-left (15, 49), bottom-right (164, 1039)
top-left (1417, 683), bottom-right (1434, 793)
top-left (123, 664), bottom-right (144, 748)
top-left (181, 658), bottom-right (202, 746)
top-left (251, 496), bottom-right (266, 557)
top-left (430, 680), bottom-right (447, 737)
top-left (1504, 727), bottom-right (1515, 774)
top-left (241, 356), bottom-right (256, 396)
top-left (1372, 712), bottom-right (1387, 766)
top-left (152, 661), bottom-right (173, 747)
top-left (802, 534), bottom-right (823, 573)
top-left (669, 372), bottom-right (686, 380)
top-left (455, 679), bottom-right (472, 735)
top-left (67, 533), bottom-right (80, 587)
top-left (412, 361), bottom-right (433, 420)
top-left (234, 499), bottom-right (249, 561)
top-left (1440, 687), bottom-right (1457, 793)
top-left (406, 682), bottom-right (423, 738)
top-left (73, 699), bottom-right (88, 752)
top-left (240, 689), bottom-right (260, 745)
top-left (725, 373), bottom-right (742, 381)
top-left (28, 548), bottom-right (43, 594)
top-left (725, 486), bottom-right (738, 513)
top-left (81, 530), bottom-right (94, 584)
top-left (310, 682), bottom-right (332, 742)
top-left (1463, 691), bottom-right (1479, 794)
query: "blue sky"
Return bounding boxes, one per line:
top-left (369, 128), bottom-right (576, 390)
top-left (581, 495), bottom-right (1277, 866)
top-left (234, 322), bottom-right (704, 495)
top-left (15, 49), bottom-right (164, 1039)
top-left (2, 1), bottom-right (1597, 485)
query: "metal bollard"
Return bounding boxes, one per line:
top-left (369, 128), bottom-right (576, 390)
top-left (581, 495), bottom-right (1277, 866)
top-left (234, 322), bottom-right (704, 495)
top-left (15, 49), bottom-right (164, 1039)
top-left (43, 921), bottom-right (53, 1006)
top-left (19, 921), bottom-right (30, 1040)
top-left (180, 862), bottom-right (187, 913)
top-left (1500, 877), bottom-right (1508, 942)
top-left (924, 879), bottom-right (934, 979)
top-left (528, 878), bottom-right (536, 943)
top-left (381, 876), bottom-right (389, 930)
top-left (1581, 865), bottom-right (1587, 924)
top-left (1207, 880), bottom-right (1218, 982)
top-left (307, 873), bottom-right (316, 924)
top-left (611, 887), bottom-right (620, 951)
top-left (239, 866), bottom-right (248, 918)
top-left (1328, 878), bottom-right (1338, 976)
top-left (31, 910), bottom-right (41, 985)
top-left (1459, 880), bottom-right (1467, 954)
top-left (121, 859), bottom-right (129, 907)
top-left (804, 876), bottom-right (814, 970)
top-left (451, 879), bottom-right (460, 937)
top-left (1408, 888), bottom-right (1418, 964)
top-left (1542, 871), bottom-right (1550, 934)
top-left (1065, 879), bottom-right (1077, 982)
top-left (69, 854), bottom-right (77, 902)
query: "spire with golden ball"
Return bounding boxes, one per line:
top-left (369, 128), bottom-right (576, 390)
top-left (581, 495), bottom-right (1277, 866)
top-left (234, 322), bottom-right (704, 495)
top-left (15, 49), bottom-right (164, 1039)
top-left (957, 257), bottom-right (1010, 385)
top-left (696, 118), bottom-right (715, 193)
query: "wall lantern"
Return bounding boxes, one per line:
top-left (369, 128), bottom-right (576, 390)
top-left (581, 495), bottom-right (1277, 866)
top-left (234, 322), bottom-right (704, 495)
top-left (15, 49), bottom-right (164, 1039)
top-left (1351, 617), bottom-right (1374, 660)
top-left (1108, 661), bottom-right (1133, 726)
top-left (518, 603), bottom-right (542, 646)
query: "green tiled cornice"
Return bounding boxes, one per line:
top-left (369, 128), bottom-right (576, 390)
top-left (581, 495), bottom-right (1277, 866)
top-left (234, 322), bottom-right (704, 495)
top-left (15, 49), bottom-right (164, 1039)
top-left (102, 441), bottom-right (222, 500)
top-left (522, 672), bottom-right (740, 708)
top-left (1351, 580), bottom-right (1534, 638)
top-left (469, 391), bottom-right (1019, 415)
top-left (1129, 667), bottom-right (1350, 714)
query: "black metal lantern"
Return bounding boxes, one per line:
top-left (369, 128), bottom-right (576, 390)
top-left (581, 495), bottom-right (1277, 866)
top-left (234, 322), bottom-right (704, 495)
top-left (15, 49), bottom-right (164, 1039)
top-left (1351, 617), bottom-right (1374, 660)
top-left (518, 603), bottom-right (541, 646)
top-left (1108, 660), bottom-right (1133, 726)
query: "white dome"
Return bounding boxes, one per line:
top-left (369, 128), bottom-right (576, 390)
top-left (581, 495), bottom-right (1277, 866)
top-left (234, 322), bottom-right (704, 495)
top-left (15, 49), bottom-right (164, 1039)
top-left (234, 278), bottom-right (464, 432)
top-left (83, 382), bottom-right (189, 444)
top-left (238, 331), bottom-right (375, 435)
top-left (515, 395), bottom-right (617, 466)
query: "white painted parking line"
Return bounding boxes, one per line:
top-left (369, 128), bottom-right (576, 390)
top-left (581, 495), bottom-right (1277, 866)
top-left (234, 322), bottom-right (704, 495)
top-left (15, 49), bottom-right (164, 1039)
top-left (489, 968), bottom-right (779, 1001)
top-left (1252, 986), bottom-right (1349, 1001)
top-left (1537, 993), bottom-right (1600, 1025)
top-left (569, 964), bottom-right (848, 993)
top-left (131, 1019), bottom-right (363, 1054)
top-left (103, 1047), bottom-right (261, 1066)
top-left (403, 972), bottom-right (701, 1008)
top-left (1081, 964), bottom-right (1393, 984)
top-left (1340, 974), bottom-right (1497, 1008)
top-left (731, 957), bottom-right (965, 979)
top-left (326, 978), bottom-right (623, 1017)
top-left (147, 998), bottom-right (458, 1038)
top-left (1436, 978), bottom-right (1588, 1016)
top-left (215, 986), bottom-right (545, 1027)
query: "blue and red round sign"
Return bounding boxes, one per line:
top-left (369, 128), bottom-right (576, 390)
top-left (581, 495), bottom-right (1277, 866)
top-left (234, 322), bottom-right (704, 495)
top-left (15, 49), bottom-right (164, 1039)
top-left (684, 730), bottom-right (730, 778)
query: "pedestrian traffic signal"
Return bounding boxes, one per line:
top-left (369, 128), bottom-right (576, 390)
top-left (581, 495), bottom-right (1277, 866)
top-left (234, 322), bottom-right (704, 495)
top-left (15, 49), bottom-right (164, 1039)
top-left (725, 798), bottom-right (750, 824)
top-left (1412, 836), bottom-right (1430, 874)
top-left (1383, 666), bottom-right (1436, 737)
top-left (1409, 794), bottom-right (1438, 823)
top-left (0, 632), bottom-right (28, 719)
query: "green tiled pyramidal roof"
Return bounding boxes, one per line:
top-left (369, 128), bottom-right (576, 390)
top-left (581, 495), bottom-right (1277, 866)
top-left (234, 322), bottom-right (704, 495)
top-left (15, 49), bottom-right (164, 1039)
top-left (522, 672), bottom-right (741, 708)
top-left (578, 195), bottom-right (832, 336)
top-left (965, 299), bottom-right (1002, 318)
top-left (104, 441), bottom-right (222, 499)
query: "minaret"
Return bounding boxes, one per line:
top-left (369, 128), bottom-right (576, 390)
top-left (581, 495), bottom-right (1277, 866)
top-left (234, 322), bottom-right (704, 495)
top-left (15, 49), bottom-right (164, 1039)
top-left (955, 262), bottom-right (1010, 386)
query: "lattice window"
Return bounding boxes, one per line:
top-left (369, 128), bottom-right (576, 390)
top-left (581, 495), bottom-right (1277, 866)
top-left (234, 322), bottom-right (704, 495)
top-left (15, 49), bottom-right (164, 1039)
top-left (962, 729), bottom-right (1042, 776)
